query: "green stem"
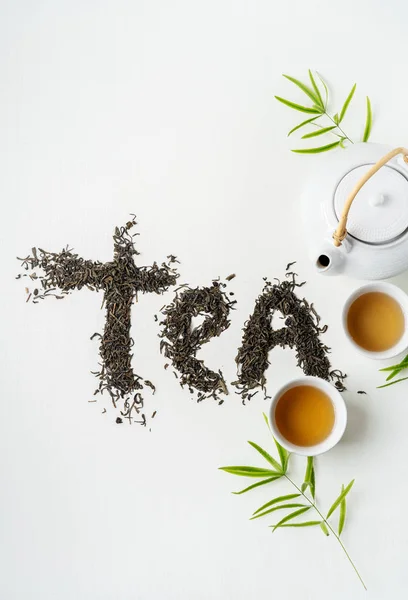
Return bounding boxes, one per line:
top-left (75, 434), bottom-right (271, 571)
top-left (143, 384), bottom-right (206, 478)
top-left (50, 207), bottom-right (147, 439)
top-left (284, 474), bottom-right (366, 590)
top-left (324, 112), bottom-right (354, 144)
top-left (310, 121), bottom-right (343, 140)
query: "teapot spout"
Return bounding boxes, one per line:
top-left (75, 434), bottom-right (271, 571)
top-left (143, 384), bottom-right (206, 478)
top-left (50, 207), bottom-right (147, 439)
top-left (314, 244), bottom-right (346, 276)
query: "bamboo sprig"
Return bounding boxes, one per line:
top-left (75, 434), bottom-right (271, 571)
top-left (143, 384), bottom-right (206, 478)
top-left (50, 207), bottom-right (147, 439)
top-left (378, 353), bottom-right (408, 388)
top-left (275, 70), bottom-right (372, 153)
top-left (219, 413), bottom-right (366, 590)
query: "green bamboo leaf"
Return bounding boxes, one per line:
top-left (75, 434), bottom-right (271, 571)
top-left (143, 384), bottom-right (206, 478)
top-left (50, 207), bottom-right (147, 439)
top-left (253, 493), bottom-right (301, 515)
top-left (377, 377), bottom-right (408, 389)
top-left (275, 96), bottom-right (322, 114)
top-left (288, 116), bottom-right (319, 137)
top-left (380, 364), bottom-right (408, 373)
top-left (339, 83), bottom-right (356, 123)
top-left (379, 355), bottom-right (408, 372)
top-left (305, 456), bottom-right (313, 481)
top-left (310, 461), bottom-right (316, 500)
top-left (333, 113), bottom-right (339, 124)
top-left (338, 485), bottom-right (346, 536)
top-left (308, 70), bottom-right (324, 109)
top-left (304, 456), bottom-right (313, 484)
top-left (261, 414), bottom-right (290, 471)
top-left (301, 126), bottom-right (337, 139)
top-left (248, 441), bottom-right (282, 472)
top-left (386, 368), bottom-right (405, 381)
top-left (283, 74), bottom-right (322, 107)
top-left (274, 438), bottom-right (289, 472)
top-left (219, 466), bottom-right (281, 478)
top-left (273, 521), bottom-right (321, 528)
top-left (262, 412), bottom-right (271, 430)
top-left (232, 476), bottom-right (281, 495)
top-left (292, 141), bottom-right (341, 154)
top-left (302, 456), bottom-right (315, 498)
top-left (381, 364), bottom-right (407, 374)
top-left (362, 97), bottom-right (372, 142)
top-left (272, 506), bottom-right (311, 532)
top-left (320, 521), bottom-right (330, 536)
top-left (316, 72), bottom-right (329, 108)
top-left (327, 480), bottom-right (354, 519)
top-left (251, 503), bottom-right (306, 520)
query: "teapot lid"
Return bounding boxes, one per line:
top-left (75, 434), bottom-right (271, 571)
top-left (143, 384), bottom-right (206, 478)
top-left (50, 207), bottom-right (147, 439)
top-left (334, 165), bottom-right (408, 244)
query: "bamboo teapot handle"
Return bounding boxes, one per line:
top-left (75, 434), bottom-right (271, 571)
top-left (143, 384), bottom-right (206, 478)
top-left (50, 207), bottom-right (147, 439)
top-left (333, 147), bottom-right (408, 247)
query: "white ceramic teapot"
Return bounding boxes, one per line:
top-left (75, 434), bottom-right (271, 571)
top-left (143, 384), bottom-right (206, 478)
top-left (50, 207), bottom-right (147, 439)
top-left (301, 143), bottom-right (408, 279)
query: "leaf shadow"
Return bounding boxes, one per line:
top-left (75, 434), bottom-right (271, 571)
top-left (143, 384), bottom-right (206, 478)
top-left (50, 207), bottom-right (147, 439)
top-left (340, 401), bottom-right (370, 447)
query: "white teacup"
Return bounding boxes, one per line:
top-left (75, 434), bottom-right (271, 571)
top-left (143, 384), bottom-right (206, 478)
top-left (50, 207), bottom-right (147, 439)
top-left (268, 376), bottom-right (347, 456)
top-left (342, 281), bottom-right (408, 360)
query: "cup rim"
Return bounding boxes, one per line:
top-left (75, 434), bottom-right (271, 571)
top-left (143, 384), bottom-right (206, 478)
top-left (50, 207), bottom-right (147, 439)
top-left (342, 281), bottom-right (408, 360)
top-left (268, 376), bottom-right (347, 456)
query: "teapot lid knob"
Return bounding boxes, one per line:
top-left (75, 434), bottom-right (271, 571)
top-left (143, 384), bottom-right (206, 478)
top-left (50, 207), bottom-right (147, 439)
top-left (369, 193), bottom-right (386, 207)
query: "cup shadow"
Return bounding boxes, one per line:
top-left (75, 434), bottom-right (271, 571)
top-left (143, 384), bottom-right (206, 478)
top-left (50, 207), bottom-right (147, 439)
top-left (340, 399), bottom-right (370, 446)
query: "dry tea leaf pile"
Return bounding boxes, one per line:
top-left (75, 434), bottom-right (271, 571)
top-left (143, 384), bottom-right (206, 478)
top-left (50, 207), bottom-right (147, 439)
top-left (159, 281), bottom-right (237, 403)
top-left (233, 271), bottom-right (346, 402)
top-left (17, 218), bottom-right (179, 424)
top-left (18, 225), bottom-right (346, 425)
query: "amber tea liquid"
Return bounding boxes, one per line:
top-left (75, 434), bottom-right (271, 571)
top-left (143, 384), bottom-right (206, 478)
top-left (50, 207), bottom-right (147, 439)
top-left (275, 385), bottom-right (335, 447)
top-left (347, 292), bottom-right (404, 352)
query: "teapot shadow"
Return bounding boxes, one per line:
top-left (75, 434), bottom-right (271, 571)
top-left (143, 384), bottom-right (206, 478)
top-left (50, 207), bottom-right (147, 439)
top-left (389, 272), bottom-right (408, 295)
top-left (340, 400), bottom-right (370, 446)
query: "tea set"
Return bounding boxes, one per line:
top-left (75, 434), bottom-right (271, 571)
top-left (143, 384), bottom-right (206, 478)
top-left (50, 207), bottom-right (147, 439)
top-left (270, 145), bottom-right (408, 455)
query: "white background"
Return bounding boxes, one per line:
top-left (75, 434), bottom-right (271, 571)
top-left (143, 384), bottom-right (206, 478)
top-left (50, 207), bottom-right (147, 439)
top-left (1, 1), bottom-right (408, 599)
